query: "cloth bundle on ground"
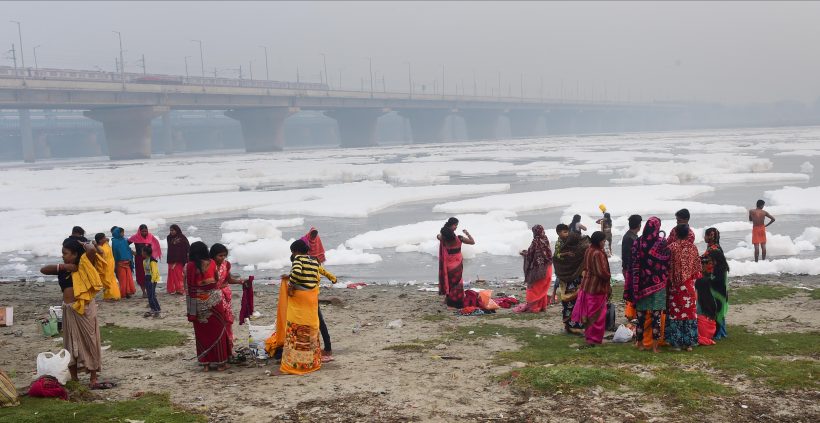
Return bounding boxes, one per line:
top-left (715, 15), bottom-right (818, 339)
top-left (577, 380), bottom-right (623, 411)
top-left (697, 315), bottom-right (717, 346)
top-left (494, 297), bottom-right (519, 308)
top-left (0, 370), bottom-right (19, 407)
top-left (27, 375), bottom-right (68, 400)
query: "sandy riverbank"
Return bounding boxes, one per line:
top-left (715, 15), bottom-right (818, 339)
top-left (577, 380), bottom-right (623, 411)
top-left (0, 274), bottom-right (818, 422)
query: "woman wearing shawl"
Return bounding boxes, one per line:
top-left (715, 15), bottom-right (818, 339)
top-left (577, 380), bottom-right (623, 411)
top-left (301, 227), bottom-right (326, 264)
top-left (570, 231), bottom-right (611, 346)
top-left (128, 224), bottom-right (162, 297)
top-left (186, 241), bottom-right (231, 371)
top-left (111, 227), bottom-right (135, 299)
top-left (629, 216), bottom-right (670, 353)
top-left (166, 224), bottom-right (189, 295)
top-left (210, 243), bottom-right (244, 358)
top-left (697, 227), bottom-right (730, 340)
top-left (665, 225), bottom-right (702, 351)
top-left (517, 225), bottom-right (553, 313)
top-left (437, 217), bottom-right (475, 308)
top-left (40, 238), bottom-right (111, 389)
top-left (553, 227), bottom-right (589, 334)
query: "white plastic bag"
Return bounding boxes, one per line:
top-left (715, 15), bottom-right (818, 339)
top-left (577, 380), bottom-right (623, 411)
top-left (36, 349), bottom-right (71, 385)
top-left (612, 324), bottom-right (635, 343)
top-left (247, 321), bottom-right (275, 359)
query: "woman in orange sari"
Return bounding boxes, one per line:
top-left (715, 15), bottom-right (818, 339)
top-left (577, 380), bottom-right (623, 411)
top-left (518, 224), bottom-right (553, 313)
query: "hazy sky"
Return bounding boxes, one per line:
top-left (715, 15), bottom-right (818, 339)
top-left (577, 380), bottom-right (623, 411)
top-left (4, 1), bottom-right (820, 104)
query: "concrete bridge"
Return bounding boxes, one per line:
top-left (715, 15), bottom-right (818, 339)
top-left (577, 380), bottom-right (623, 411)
top-left (0, 76), bottom-right (685, 162)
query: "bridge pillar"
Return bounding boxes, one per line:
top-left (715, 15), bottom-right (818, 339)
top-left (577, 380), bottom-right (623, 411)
top-left (19, 109), bottom-right (35, 163)
top-left (399, 109), bottom-right (450, 143)
top-left (84, 106), bottom-right (168, 160)
top-left (461, 109), bottom-right (500, 140)
top-left (225, 107), bottom-right (297, 152)
top-left (544, 110), bottom-right (576, 135)
top-left (325, 108), bottom-right (387, 147)
top-left (508, 110), bottom-right (544, 138)
top-left (161, 112), bottom-right (174, 155)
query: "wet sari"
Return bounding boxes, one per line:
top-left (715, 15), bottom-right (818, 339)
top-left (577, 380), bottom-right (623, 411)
top-left (439, 237), bottom-right (464, 308)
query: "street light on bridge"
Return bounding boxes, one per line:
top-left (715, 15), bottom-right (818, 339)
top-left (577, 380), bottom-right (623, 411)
top-left (184, 56), bottom-right (191, 79)
top-left (112, 31), bottom-right (125, 90)
top-left (9, 21), bottom-right (25, 70)
top-left (320, 53), bottom-right (329, 90)
top-left (32, 45), bottom-right (41, 70)
top-left (190, 39), bottom-right (205, 89)
top-left (259, 46), bottom-right (270, 80)
top-left (403, 61), bottom-right (412, 99)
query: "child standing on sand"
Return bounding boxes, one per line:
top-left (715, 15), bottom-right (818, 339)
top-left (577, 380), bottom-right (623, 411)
top-left (142, 245), bottom-right (162, 318)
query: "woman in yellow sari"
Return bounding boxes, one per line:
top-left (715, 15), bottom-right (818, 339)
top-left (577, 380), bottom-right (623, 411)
top-left (273, 239), bottom-right (336, 375)
top-left (93, 233), bottom-right (121, 300)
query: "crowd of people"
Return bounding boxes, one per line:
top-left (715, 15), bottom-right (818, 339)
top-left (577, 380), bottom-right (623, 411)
top-left (437, 200), bottom-right (775, 350)
top-left (39, 224), bottom-right (335, 387)
top-left (36, 197), bottom-right (773, 387)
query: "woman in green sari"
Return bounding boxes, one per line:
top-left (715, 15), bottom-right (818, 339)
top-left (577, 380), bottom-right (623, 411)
top-left (696, 228), bottom-right (729, 340)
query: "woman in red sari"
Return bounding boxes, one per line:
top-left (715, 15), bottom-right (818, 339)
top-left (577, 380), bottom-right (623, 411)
top-left (166, 224), bottom-right (189, 295)
top-left (186, 241), bottom-right (231, 371)
top-left (437, 217), bottom-right (475, 308)
top-left (209, 243), bottom-right (244, 358)
top-left (665, 224), bottom-right (702, 351)
top-left (571, 231), bottom-right (611, 346)
top-left (518, 224), bottom-right (553, 313)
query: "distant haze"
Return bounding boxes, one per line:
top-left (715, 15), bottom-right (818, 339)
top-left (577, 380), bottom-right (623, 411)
top-left (4, 1), bottom-right (820, 104)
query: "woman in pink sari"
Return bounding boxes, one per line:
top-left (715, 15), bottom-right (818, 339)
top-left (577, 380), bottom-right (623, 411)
top-left (437, 217), bottom-right (475, 308)
top-left (209, 243), bottom-right (244, 358)
top-left (571, 231), bottom-right (612, 347)
top-left (186, 241), bottom-right (231, 371)
top-left (518, 224), bottom-right (553, 313)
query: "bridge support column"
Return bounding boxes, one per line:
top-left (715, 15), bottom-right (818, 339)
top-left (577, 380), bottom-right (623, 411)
top-left (161, 112), bottom-right (174, 155)
top-left (84, 106), bottom-right (168, 160)
top-left (225, 107), bottom-right (297, 152)
top-left (19, 109), bottom-right (34, 163)
top-left (544, 110), bottom-right (576, 135)
top-left (399, 109), bottom-right (450, 143)
top-left (325, 108), bottom-right (387, 147)
top-left (461, 109), bottom-right (500, 140)
top-left (508, 110), bottom-right (544, 138)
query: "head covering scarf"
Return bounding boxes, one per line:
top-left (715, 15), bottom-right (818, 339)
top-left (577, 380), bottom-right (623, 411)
top-left (523, 225), bottom-right (553, 287)
top-left (300, 227), bottom-right (326, 264)
top-left (128, 228), bottom-right (162, 261)
top-left (667, 229), bottom-right (701, 283)
top-left (166, 224), bottom-right (190, 264)
top-left (630, 216), bottom-right (670, 301)
top-left (553, 233), bottom-right (590, 282)
top-left (110, 227), bottom-right (133, 262)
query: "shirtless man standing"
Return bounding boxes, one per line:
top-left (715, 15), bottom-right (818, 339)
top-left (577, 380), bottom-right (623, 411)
top-left (749, 199), bottom-right (776, 262)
